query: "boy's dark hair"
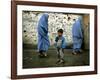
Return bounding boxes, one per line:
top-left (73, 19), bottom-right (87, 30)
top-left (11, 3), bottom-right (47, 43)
top-left (58, 29), bottom-right (63, 33)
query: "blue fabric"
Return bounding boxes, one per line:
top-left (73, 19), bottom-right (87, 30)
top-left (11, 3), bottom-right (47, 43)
top-left (55, 36), bottom-right (66, 49)
top-left (37, 14), bottom-right (50, 51)
top-left (72, 18), bottom-right (83, 38)
top-left (73, 37), bottom-right (82, 51)
top-left (72, 17), bottom-right (83, 51)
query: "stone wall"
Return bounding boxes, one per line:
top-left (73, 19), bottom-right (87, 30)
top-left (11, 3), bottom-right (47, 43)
top-left (22, 11), bottom-right (81, 46)
top-left (83, 14), bottom-right (90, 49)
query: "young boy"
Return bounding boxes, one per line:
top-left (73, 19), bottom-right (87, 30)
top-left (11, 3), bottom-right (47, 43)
top-left (55, 29), bottom-right (66, 64)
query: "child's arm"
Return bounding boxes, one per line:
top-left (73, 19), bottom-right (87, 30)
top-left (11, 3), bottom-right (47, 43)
top-left (55, 36), bottom-right (58, 42)
top-left (54, 36), bottom-right (58, 47)
top-left (62, 37), bottom-right (66, 49)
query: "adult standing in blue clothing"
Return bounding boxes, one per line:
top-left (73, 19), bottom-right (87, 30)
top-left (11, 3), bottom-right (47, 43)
top-left (72, 17), bottom-right (83, 55)
top-left (37, 13), bottom-right (50, 57)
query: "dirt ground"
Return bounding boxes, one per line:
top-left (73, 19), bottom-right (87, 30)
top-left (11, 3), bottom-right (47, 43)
top-left (23, 45), bottom-right (89, 69)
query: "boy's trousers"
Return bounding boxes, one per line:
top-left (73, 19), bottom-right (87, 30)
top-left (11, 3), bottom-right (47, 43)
top-left (57, 48), bottom-right (64, 59)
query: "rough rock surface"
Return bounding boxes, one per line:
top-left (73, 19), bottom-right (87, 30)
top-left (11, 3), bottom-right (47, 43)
top-left (22, 11), bottom-right (81, 46)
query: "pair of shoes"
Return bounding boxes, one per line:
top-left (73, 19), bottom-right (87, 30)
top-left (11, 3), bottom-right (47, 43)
top-left (38, 53), bottom-right (44, 58)
top-left (72, 50), bottom-right (82, 55)
top-left (58, 60), bottom-right (65, 64)
top-left (72, 51), bottom-right (77, 55)
top-left (56, 59), bottom-right (60, 64)
top-left (38, 53), bottom-right (48, 58)
top-left (43, 53), bottom-right (48, 57)
top-left (77, 50), bottom-right (83, 54)
top-left (56, 59), bottom-right (65, 64)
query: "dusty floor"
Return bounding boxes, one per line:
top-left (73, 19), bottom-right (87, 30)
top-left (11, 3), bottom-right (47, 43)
top-left (23, 45), bottom-right (89, 69)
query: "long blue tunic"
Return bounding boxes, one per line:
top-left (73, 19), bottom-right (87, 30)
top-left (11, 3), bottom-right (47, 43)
top-left (72, 17), bottom-right (83, 51)
top-left (37, 14), bottom-right (50, 51)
